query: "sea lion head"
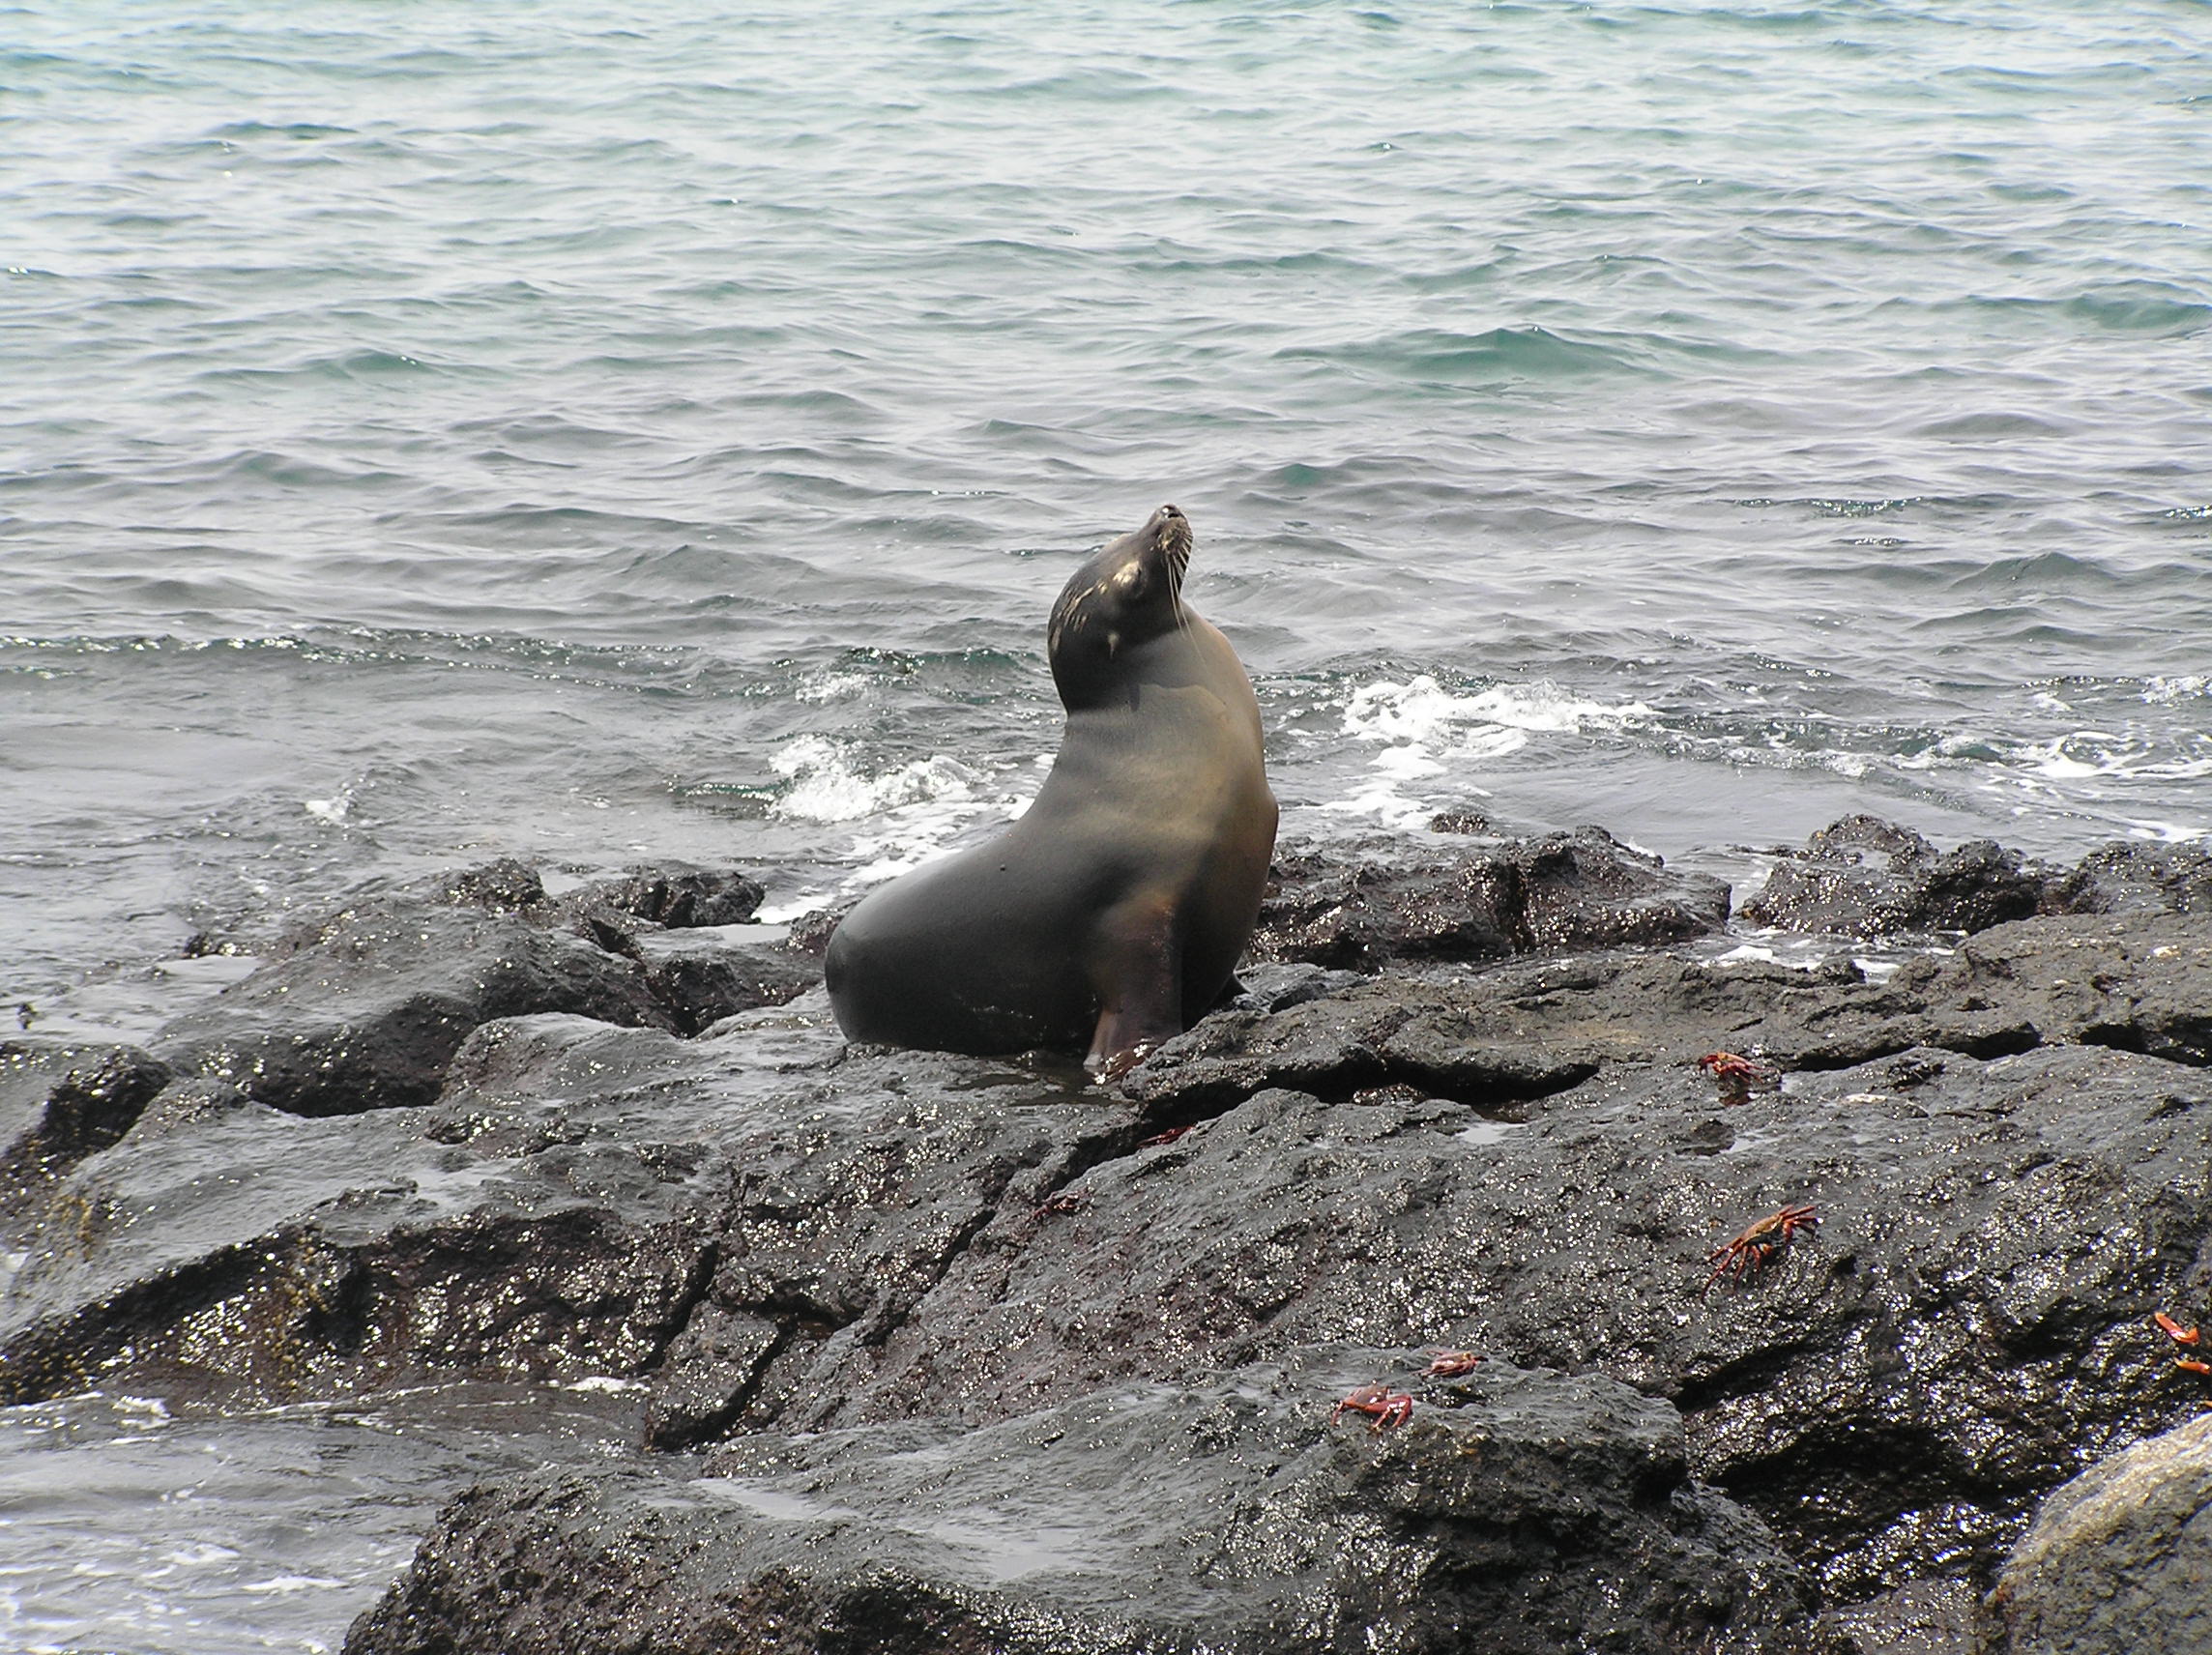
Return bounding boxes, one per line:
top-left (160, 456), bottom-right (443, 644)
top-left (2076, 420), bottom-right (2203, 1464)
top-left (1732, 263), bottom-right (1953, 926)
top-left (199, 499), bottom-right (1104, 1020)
top-left (1046, 504), bottom-right (1194, 709)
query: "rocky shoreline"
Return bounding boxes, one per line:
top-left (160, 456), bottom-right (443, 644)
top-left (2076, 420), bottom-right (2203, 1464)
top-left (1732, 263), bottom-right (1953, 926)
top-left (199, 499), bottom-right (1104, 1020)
top-left (4, 818), bottom-right (2207, 1654)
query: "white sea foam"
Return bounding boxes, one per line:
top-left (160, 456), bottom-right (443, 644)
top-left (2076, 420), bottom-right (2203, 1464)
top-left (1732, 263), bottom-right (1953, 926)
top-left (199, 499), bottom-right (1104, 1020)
top-left (794, 670), bottom-right (872, 703)
top-left (238, 1574), bottom-right (347, 1594)
top-left (1342, 676), bottom-right (1650, 746)
top-left (2009, 733), bottom-right (2212, 784)
top-left (2143, 675), bottom-right (2209, 705)
top-left (768, 736), bottom-right (987, 824)
top-left (162, 1542), bottom-right (243, 1567)
top-left (2122, 818), bottom-right (2210, 844)
top-left (2017, 736), bottom-right (2113, 780)
top-left (753, 736), bottom-right (1041, 915)
top-left (1709, 944), bottom-right (1778, 964)
top-left (1324, 676), bottom-right (1652, 827)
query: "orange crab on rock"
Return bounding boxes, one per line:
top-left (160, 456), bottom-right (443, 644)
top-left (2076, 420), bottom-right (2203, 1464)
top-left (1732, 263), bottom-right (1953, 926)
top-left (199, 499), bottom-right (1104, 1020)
top-left (1703, 1203), bottom-right (1819, 1293)
top-left (2155, 1312), bottom-right (2210, 1379)
top-left (1696, 1051), bottom-right (1777, 1107)
top-left (1422, 1350), bottom-right (1484, 1379)
top-left (1331, 1384), bottom-right (1414, 1433)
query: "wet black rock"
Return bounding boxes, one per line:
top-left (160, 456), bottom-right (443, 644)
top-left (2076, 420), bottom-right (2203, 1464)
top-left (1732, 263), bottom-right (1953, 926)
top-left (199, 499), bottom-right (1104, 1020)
top-left (1990, 1412), bottom-right (2212, 1655)
top-left (1824, 1581), bottom-right (1985, 1655)
top-left (147, 859), bottom-right (795, 1118)
top-left (782, 901), bottom-right (855, 957)
top-left (1739, 815), bottom-right (2056, 936)
top-left (347, 1350), bottom-right (1834, 1655)
top-left (1125, 904), bottom-right (2212, 1116)
top-left (432, 857), bottom-right (550, 912)
top-left (0, 1054), bottom-right (716, 1408)
top-left (639, 1037), bottom-right (1127, 1445)
top-left (632, 928), bottom-right (821, 1034)
top-left (1255, 826), bottom-right (1731, 972)
top-left (150, 879), bottom-right (666, 1117)
top-left (2039, 838), bottom-right (2212, 917)
top-left (769, 1040), bottom-right (2212, 1603)
top-left (4, 825), bottom-right (2209, 1652)
top-left (569, 863), bottom-right (767, 930)
top-left (0, 1039), bottom-right (171, 1223)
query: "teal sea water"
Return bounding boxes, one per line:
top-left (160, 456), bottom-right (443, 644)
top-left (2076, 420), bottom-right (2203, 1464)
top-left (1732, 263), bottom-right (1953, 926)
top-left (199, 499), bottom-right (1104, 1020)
top-left (1, 2), bottom-right (2208, 1647)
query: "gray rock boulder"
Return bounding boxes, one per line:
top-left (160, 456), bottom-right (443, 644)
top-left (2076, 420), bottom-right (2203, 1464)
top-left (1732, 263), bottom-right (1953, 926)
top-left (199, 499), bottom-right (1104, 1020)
top-left (1733, 815), bottom-right (2212, 939)
top-left (2039, 838), bottom-right (2212, 916)
top-left (150, 857), bottom-right (800, 1117)
top-left (1991, 1412), bottom-right (2212, 1655)
top-left (0, 1038), bottom-right (170, 1219)
top-left (1255, 826), bottom-right (1731, 971)
top-left (346, 1350), bottom-right (1835, 1655)
top-left (4, 827), bottom-right (2207, 1649)
top-left (1739, 815), bottom-right (2051, 936)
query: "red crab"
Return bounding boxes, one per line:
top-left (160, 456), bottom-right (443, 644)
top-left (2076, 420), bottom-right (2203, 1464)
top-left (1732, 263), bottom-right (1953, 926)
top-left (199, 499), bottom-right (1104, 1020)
top-left (1703, 1203), bottom-right (1819, 1292)
top-left (1421, 1350), bottom-right (1484, 1379)
top-left (1696, 1051), bottom-right (1776, 1107)
top-left (1331, 1384), bottom-right (1414, 1433)
top-left (2155, 1312), bottom-right (2210, 1378)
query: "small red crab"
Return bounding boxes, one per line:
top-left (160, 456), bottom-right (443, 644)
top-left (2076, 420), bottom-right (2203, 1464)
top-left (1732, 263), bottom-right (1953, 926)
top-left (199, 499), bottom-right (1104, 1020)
top-left (2155, 1312), bottom-right (2210, 1378)
top-left (1422, 1350), bottom-right (1484, 1379)
top-left (1331, 1384), bottom-right (1414, 1433)
top-left (1139, 1123), bottom-right (1195, 1147)
top-left (1697, 1051), bottom-right (1776, 1107)
top-left (1703, 1203), bottom-right (1819, 1292)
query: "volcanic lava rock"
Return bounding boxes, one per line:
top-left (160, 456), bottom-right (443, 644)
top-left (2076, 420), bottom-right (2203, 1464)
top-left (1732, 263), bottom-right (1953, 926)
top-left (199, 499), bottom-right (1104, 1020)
top-left (149, 865), bottom-right (669, 1117)
top-left (1991, 1412), bottom-right (2212, 1655)
top-left (762, 1036), bottom-right (2212, 1601)
top-left (1121, 901), bottom-right (2212, 1121)
top-left (2, 826), bottom-right (2207, 1649)
top-left (2038, 838), bottom-right (2212, 916)
top-left (148, 858), bottom-right (793, 1118)
top-left (1739, 815), bottom-right (2056, 936)
top-left (346, 1350), bottom-right (1835, 1655)
top-left (1255, 825), bottom-right (1730, 972)
top-left (0, 1080), bottom-right (713, 1408)
top-left (0, 1039), bottom-right (170, 1222)
top-left (568, 863), bottom-right (767, 930)
top-left (0, 1002), bottom-right (800, 1408)
top-left (630, 927), bottom-right (821, 1034)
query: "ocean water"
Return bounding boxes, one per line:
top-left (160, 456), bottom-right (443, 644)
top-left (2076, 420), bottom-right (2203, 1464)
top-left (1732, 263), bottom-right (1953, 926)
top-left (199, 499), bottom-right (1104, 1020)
top-left (1, 1), bottom-right (2207, 1646)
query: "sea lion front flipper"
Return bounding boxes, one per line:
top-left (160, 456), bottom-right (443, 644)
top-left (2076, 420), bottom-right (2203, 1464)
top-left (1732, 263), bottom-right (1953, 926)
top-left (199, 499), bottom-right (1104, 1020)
top-left (1084, 895), bottom-right (1183, 1082)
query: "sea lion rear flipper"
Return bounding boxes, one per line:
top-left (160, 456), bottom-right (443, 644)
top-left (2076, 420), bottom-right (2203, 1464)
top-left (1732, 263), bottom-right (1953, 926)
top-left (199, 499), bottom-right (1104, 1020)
top-left (1084, 896), bottom-right (1183, 1082)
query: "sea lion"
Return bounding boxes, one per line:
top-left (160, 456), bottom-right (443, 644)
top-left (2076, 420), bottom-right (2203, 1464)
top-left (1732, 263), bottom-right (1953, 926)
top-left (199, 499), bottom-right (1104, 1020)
top-left (825, 504), bottom-right (1276, 1078)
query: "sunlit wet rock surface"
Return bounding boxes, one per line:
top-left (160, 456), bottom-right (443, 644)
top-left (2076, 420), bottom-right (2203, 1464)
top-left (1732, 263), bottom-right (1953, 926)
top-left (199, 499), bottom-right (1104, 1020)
top-left (1991, 1413), bottom-right (2212, 1655)
top-left (2, 823), bottom-right (2207, 1655)
top-left (348, 1352), bottom-right (1830, 1655)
